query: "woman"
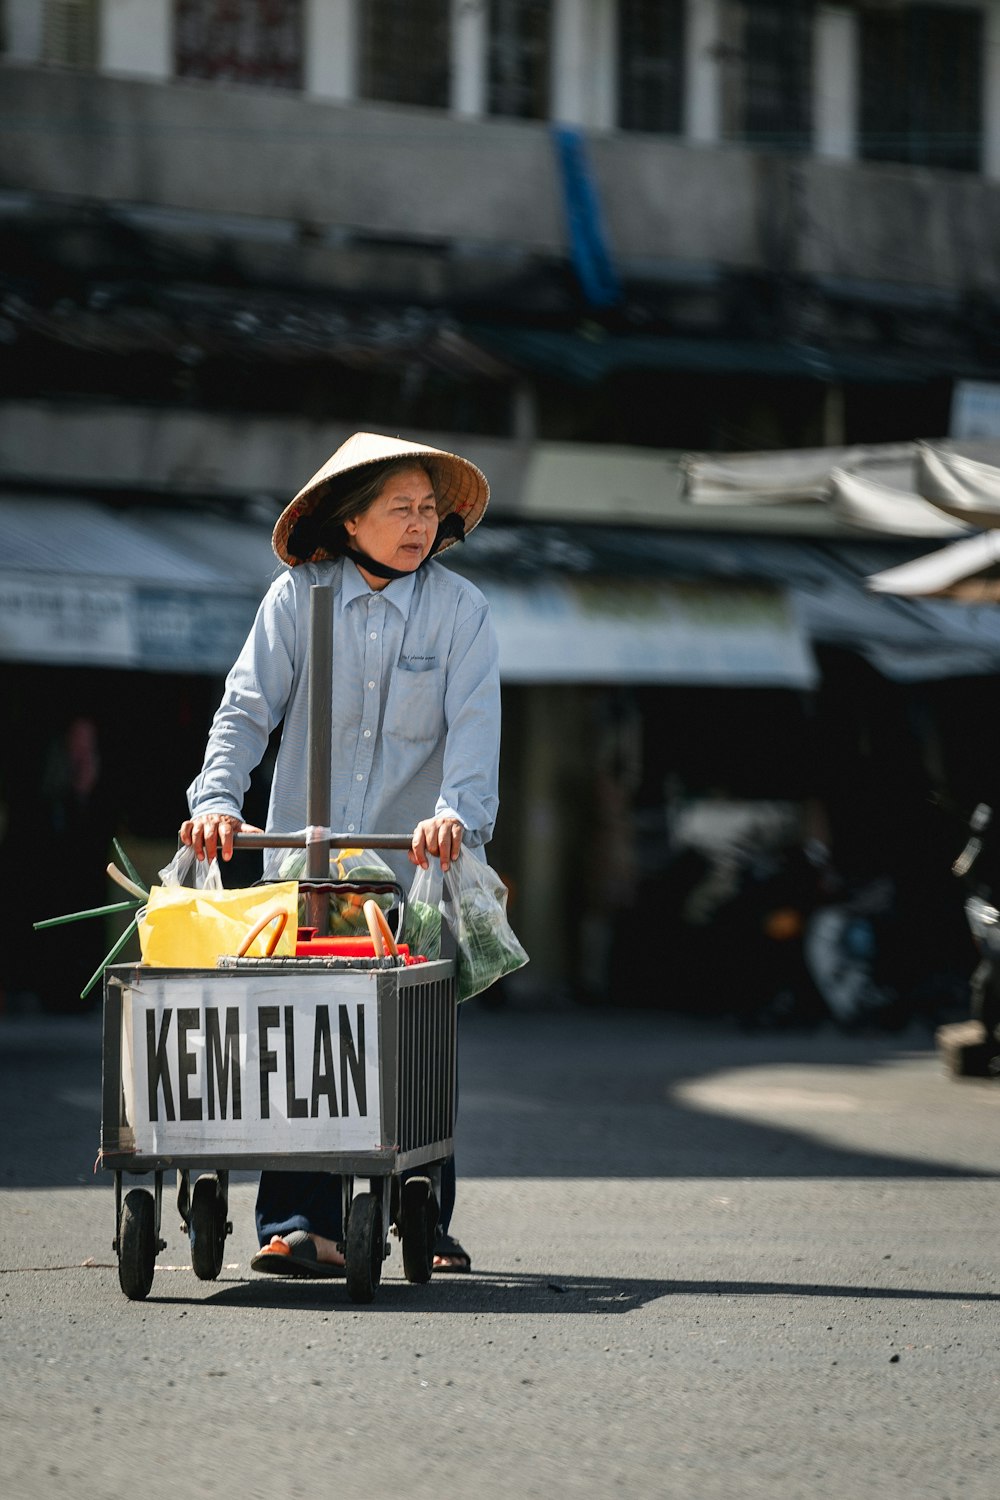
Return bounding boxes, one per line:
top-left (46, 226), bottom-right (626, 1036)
top-left (180, 431), bottom-right (500, 1274)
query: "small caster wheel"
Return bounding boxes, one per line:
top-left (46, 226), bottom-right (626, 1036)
top-left (400, 1176), bottom-right (436, 1285)
top-left (118, 1188), bottom-right (156, 1301)
top-left (345, 1193), bottom-right (383, 1305)
top-left (189, 1174), bottom-right (227, 1281)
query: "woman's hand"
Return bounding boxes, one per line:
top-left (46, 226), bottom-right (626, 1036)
top-left (179, 813), bottom-right (261, 863)
top-left (410, 815), bottom-right (465, 873)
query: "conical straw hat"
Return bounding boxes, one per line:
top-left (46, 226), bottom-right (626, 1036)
top-left (272, 431), bottom-right (490, 566)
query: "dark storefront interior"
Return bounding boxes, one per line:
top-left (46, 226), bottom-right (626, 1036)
top-left (5, 649), bottom-right (993, 1029)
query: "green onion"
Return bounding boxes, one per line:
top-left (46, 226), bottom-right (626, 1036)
top-left (112, 838), bottom-right (147, 892)
top-left (80, 913), bottom-right (141, 1001)
top-left (33, 898), bottom-right (144, 931)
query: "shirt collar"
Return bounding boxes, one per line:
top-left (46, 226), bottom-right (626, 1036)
top-left (340, 557), bottom-right (417, 619)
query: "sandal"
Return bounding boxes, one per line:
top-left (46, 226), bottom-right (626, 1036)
top-left (250, 1230), bottom-right (345, 1278)
top-left (433, 1232), bottom-right (471, 1273)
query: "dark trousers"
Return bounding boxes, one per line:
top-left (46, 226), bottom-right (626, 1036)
top-left (255, 1155), bottom-right (456, 1245)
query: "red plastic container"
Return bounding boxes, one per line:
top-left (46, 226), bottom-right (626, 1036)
top-left (295, 928), bottom-right (412, 959)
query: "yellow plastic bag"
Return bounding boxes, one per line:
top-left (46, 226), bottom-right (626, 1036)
top-left (137, 882), bottom-right (299, 968)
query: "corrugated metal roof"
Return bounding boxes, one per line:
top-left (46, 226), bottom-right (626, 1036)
top-left (0, 496), bottom-right (230, 586)
top-left (140, 511), bottom-right (280, 590)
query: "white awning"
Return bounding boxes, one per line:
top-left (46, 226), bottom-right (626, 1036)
top-left (866, 531), bottom-right (1000, 599)
top-left (917, 443), bottom-right (1000, 528)
top-left (683, 437), bottom-right (1000, 537)
top-left (829, 466), bottom-right (970, 537)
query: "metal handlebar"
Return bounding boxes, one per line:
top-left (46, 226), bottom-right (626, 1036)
top-left (233, 832), bottom-right (414, 851)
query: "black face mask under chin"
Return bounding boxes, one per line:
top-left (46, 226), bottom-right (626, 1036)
top-left (343, 511), bottom-right (467, 580)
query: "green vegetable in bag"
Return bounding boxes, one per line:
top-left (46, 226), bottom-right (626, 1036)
top-left (403, 896), bottom-right (442, 961)
top-left (406, 852), bottom-right (528, 1001)
top-left (279, 845), bottom-right (397, 932)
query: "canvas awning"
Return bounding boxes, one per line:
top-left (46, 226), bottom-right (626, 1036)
top-left (867, 531), bottom-right (1000, 601)
top-left (0, 494), bottom-right (274, 673)
top-left (7, 494), bottom-right (1000, 684)
top-left (0, 496), bottom-right (817, 686)
top-left (828, 467), bottom-right (970, 537)
top-left (917, 444), bottom-right (1000, 528)
top-left (683, 438), bottom-right (1000, 533)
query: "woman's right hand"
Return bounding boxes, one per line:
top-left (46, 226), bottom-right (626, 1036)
top-left (179, 813), bottom-right (260, 863)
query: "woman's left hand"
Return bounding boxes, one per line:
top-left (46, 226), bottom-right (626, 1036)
top-left (410, 816), bottom-right (465, 873)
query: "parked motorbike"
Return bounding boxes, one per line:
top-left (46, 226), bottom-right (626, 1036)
top-left (803, 871), bottom-right (904, 1031)
top-left (937, 801), bottom-right (1000, 1077)
top-left (688, 837), bottom-right (833, 1029)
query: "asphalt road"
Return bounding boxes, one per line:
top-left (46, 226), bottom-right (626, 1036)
top-left (2, 998), bottom-right (999, 1500)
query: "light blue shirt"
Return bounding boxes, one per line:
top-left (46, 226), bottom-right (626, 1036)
top-left (187, 556), bottom-right (501, 886)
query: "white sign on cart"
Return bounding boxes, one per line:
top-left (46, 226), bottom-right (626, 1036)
top-left (122, 971), bottom-right (383, 1155)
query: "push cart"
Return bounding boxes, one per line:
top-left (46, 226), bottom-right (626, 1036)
top-left (99, 926), bottom-right (456, 1303)
top-left (98, 584), bottom-right (458, 1303)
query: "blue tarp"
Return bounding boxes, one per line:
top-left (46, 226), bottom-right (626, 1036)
top-left (551, 125), bottom-right (622, 310)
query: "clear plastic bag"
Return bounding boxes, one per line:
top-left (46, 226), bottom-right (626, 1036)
top-left (158, 844), bottom-right (224, 891)
top-left (277, 845), bottom-right (397, 934)
top-left (406, 852), bottom-right (528, 1002)
top-left (403, 866), bottom-right (444, 963)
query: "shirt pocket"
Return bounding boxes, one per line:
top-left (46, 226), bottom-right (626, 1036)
top-left (383, 665), bottom-right (445, 744)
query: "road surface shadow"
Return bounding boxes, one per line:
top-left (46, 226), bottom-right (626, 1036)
top-left (141, 1267), bottom-right (1000, 1315)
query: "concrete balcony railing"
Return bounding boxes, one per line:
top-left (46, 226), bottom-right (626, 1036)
top-left (3, 63), bottom-right (1000, 299)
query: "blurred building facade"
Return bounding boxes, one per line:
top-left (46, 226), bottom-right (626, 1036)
top-left (2, 0), bottom-right (1000, 1009)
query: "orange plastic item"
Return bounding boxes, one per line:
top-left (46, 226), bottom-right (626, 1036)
top-left (363, 898), bottom-right (399, 958)
top-left (238, 906), bottom-right (289, 958)
top-left (295, 929), bottom-right (411, 958)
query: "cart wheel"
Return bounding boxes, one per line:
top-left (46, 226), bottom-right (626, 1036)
top-left (118, 1188), bottom-right (156, 1301)
top-left (400, 1176), bottom-right (436, 1285)
top-left (189, 1174), bottom-right (227, 1281)
top-left (345, 1193), bottom-right (383, 1304)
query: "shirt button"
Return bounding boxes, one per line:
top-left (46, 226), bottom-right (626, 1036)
top-left (348, 823), bottom-right (355, 832)
top-left (370, 632), bottom-right (377, 640)
top-left (363, 729), bottom-right (371, 738)
top-left (368, 681), bottom-right (375, 690)
top-left (356, 773), bottom-right (363, 781)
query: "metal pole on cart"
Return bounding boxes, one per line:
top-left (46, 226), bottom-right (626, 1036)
top-left (233, 582), bottom-right (414, 902)
top-left (305, 584), bottom-right (333, 937)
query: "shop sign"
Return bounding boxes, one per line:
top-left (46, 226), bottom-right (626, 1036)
top-left (0, 574), bottom-right (135, 665)
top-left (483, 577), bottom-right (817, 687)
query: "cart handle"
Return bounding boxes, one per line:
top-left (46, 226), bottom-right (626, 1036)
top-left (363, 899), bottom-right (399, 959)
top-left (234, 831), bottom-right (415, 851)
top-left (237, 906), bottom-right (289, 958)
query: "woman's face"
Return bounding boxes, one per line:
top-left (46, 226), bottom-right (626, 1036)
top-left (345, 466), bottom-right (438, 576)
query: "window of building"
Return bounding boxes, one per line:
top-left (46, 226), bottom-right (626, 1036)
top-left (488, 0), bottom-right (551, 119)
top-left (41, 0), bottom-right (99, 69)
top-left (720, 0), bottom-right (813, 153)
top-left (359, 0), bottom-right (450, 109)
top-left (617, 0), bottom-right (684, 134)
top-left (174, 0), bottom-right (303, 89)
top-left (859, 4), bottom-right (982, 173)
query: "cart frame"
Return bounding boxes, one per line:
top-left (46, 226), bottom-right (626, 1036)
top-left (99, 582), bottom-right (459, 1302)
